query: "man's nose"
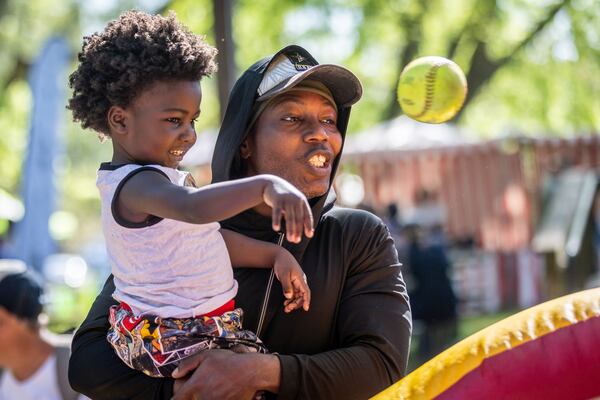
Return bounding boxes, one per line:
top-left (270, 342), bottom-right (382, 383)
top-left (304, 118), bottom-right (329, 142)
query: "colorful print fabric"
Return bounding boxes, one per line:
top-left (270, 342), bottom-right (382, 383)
top-left (108, 303), bottom-right (267, 377)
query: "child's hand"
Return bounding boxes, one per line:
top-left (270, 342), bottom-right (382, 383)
top-left (262, 176), bottom-right (314, 243)
top-left (273, 248), bottom-right (310, 312)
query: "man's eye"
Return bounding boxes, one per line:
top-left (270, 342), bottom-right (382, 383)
top-left (322, 118), bottom-right (336, 125)
top-left (283, 116), bottom-right (300, 122)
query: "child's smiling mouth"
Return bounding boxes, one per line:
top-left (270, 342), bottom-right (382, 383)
top-left (169, 149), bottom-right (185, 157)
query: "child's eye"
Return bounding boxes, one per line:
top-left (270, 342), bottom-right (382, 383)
top-left (191, 118), bottom-right (198, 127)
top-left (166, 117), bottom-right (181, 126)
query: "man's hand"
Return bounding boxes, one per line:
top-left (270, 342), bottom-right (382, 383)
top-left (171, 350), bottom-right (281, 400)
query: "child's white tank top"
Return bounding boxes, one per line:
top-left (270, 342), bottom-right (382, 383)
top-left (96, 163), bottom-right (237, 318)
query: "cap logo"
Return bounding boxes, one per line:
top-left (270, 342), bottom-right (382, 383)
top-left (289, 52), bottom-right (311, 71)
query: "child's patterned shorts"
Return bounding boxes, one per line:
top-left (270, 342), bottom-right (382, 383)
top-left (107, 301), bottom-right (268, 378)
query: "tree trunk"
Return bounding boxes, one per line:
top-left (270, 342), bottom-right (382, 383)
top-left (213, 0), bottom-right (236, 123)
top-left (382, 14), bottom-right (423, 121)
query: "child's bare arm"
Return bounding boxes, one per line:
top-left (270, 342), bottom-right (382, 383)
top-left (220, 228), bottom-right (281, 268)
top-left (220, 229), bottom-right (310, 312)
top-left (118, 171), bottom-right (313, 242)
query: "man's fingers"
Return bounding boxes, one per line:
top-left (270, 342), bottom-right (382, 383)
top-left (172, 349), bottom-right (258, 400)
top-left (172, 380), bottom-right (196, 400)
top-left (172, 351), bottom-right (206, 379)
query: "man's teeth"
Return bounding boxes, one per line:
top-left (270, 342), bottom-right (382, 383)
top-left (170, 150), bottom-right (184, 156)
top-left (308, 155), bottom-right (327, 167)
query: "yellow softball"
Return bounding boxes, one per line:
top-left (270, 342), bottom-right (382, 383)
top-left (397, 56), bottom-right (468, 124)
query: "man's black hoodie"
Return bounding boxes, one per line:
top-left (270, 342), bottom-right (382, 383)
top-left (69, 45), bottom-right (412, 400)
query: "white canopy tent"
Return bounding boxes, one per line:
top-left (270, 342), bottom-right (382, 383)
top-left (344, 115), bottom-right (475, 157)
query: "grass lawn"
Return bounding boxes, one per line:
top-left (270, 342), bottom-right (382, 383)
top-left (407, 311), bottom-right (515, 373)
top-left (458, 311), bottom-right (515, 338)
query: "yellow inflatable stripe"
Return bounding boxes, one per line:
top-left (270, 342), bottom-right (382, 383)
top-left (371, 287), bottom-right (600, 400)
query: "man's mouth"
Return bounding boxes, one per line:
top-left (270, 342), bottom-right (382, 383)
top-left (307, 153), bottom-right (331, 169)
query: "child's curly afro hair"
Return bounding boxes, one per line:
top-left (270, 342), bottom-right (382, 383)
top-left (68, 10), bottom-right (217, 137)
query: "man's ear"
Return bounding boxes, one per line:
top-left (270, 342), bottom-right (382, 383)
top-left (107, 106), bottom-right (128, 136)
top-left (239, 137), bottom-right (252, 159)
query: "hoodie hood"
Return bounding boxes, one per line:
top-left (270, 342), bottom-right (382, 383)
top-left (211, 45), bottom-right (358, 258)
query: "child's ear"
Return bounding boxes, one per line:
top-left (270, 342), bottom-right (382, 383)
top-left (107, 106), bottom-right (128, 135)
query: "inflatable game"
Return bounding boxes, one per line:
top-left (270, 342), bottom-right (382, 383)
top-left (372, 288), bottom-right (600, 399)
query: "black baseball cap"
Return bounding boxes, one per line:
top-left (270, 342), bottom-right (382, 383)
top-left (256, 45), bottom-right (362, 107)
top-left (0, 259), bottom-right (44, 321)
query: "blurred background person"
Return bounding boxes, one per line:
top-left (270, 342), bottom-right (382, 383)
top-left (0, 260), bottom-right (87, 400)
top-left (382, 203), bottom-right (409, 261)
top-left (406, 224), bottom-right (458, 365)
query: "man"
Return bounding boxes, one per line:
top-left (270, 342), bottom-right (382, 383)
top-left (0, 260), bottom-right (83, 400)
top-left (69, 44), bottom-right (412, 400)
